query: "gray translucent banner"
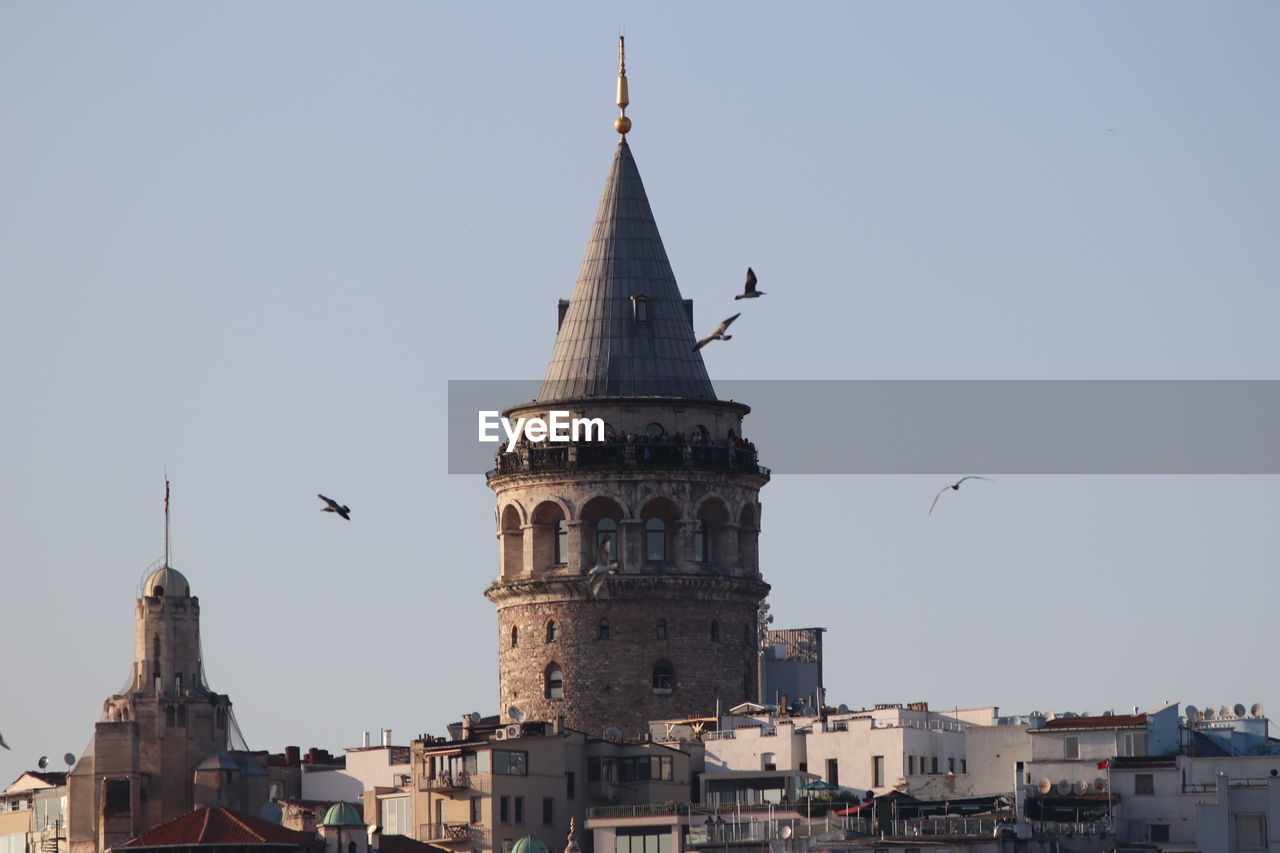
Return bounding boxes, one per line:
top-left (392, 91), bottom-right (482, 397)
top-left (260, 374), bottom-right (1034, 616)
top-left (448, 380), bottom-right (1280, 475)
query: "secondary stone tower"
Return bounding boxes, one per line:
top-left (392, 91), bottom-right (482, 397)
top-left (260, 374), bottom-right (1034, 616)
top-left (485, 40), bottom-right (770, 739)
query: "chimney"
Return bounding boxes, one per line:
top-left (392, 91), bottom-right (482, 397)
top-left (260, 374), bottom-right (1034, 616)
top-left (362, 731), bottom-right (370, 748)
top-left (285, 746), bottom-right (301, 765)
top-left (382, 728), bottom-right (391, 747)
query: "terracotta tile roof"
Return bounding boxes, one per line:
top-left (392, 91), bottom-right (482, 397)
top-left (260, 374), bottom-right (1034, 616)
top-left (116, 807), bottom-right (320, 848)
top-left (1036, 714), bottom-right (1147, 731)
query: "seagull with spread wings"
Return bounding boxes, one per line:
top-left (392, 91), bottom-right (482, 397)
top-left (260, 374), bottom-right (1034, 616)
top-left (318, 494), bottom-right (351, 521)
top-left (693, 313), bottom-right (741, 352)
top-left (928, 476), bottom-right (993, 516)
top-left (734, 267), bottom-right (764, 300)
top-left (0, 731), bottom-right (10, 750)
top-left (586, 536), bottom-right (619, 601)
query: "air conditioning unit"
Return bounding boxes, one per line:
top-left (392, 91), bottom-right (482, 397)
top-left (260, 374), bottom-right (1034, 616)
top-left (507, 725), bottom-right (520, 739)
top-left (494, 729), bottom-right (506, 740)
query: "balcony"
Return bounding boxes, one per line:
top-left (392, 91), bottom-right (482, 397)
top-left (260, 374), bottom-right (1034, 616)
top-left (486, 440), bottom-right (769, 481)
top-left (420, 771), bottom-right (470, 794)
top-left (422, 824), bottom-right (488, 846)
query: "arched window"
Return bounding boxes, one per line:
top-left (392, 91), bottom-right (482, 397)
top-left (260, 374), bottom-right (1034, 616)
top-left (546, 620), bottom-right (558, 643)
top-left (511, 625), bottom-right (519, 648)
top-left (652, 662), bottom-right (675, 694)
top-left (598, 619), bottom-right (610, 640)
top-left (545, 664), bottom-right (564, 700)
top-left (349, 841), bottom-right (357, 853)
top-left (596, 518), bottom-right (617, 563)
top-left (646, 423), bottom-right (665, 440)
top-left (645, 518), bottom-right (666, 561)
top-left (693, 519), bottom-right (707, 563)
top-left (656, 619), bottom-right (667, 640)
top-left (710, 619), bottom-right (720, 641)
top-left (554, 519), bottom-right (568, 565)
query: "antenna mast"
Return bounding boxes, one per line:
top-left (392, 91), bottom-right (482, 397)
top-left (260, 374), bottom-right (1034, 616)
top-left (164, 477), bottom-right (171, 568)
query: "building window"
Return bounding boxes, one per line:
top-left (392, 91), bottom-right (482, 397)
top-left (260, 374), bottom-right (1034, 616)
top-left (470, 797), bottom-right (481, 825)
top-left (566, 771), bottom-right (575, 799)
top-left (827, 758), bottom-right (839, 787)
top-left (1064, 735), bottom-right (1080, 760)
top-left (1149, 824), bottom-right (1170, 843)
top-left (514, 796), bottom-right (524, 824)
top-left (545, 665), bottom-right (563, 700)
top-left (948, 757), bottom-right (955, 774)
top-left (931, 757), bottom-right (938, 774)
top-left (1134, 774), bottom-right (1154, 795)
top-left (174, 673), bottom-right (183, 693)
top-left (652, 662), bottom-right (674, 694)
top-left (908, 755), bottom-right (916, 775)
top-left (631, 294), bottom-right (650, 323)
top-left (500, 796), bottom-right (510, 824)
top-left (554, 519), bottom-right (568, 564)
top-left (348, 843), bottom-right (356, 853)
top-left (656, 619), bottom-right (667, 640)
top-left (872, 756), bottom-right (884, 788)
top-left (493, 750), bottom-right (528, 775)
top-left (645, 518), bottom-right (666, 561)
top-left (511, 626), bottom-right (518, 648)
top-left (762, 752), bottom-right (776, 772)
top-left (961, 759), bottom-right (967, 774)
top-left (542, 797), bottom-right (554, 825)
top-left (646, 423), bottom-right (665, 439)
top-left (1236, 815), bottom-right (1267, 849)
top-left (596, 519), bottom-right (617, 562)
top-left (598, 619), bottom-right (610, 640)
top-left (710, 619), bottom-right (720, 641)
top-left (166, 706), bottom-right (176, 727)
top-left (546, 621), bottom-right (558, 643)
top-left (1121, 731), bottom-right (1148, 756)
top-left (693, 520), bottom-right (707, 562)
top-left (615, 828), bottom-right (673, 853)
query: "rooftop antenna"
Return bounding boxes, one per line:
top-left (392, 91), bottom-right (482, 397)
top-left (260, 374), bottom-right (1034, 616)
top-left (614, 36), bottom-right (631, 138)
top-left (163, 474), bottom-right (172, 568)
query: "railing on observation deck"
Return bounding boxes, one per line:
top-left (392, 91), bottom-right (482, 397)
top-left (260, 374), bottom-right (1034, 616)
top-left (486, 441), bottom-right (768, 480)
top-left (421, 824), bottom-right (489, 846)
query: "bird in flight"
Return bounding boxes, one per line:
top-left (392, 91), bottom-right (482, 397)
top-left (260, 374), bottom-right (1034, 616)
top-left (586, 536), bottom-right (619, 601)
top-left (693, 313), bottom-right (741, 351)
top-left (0, 731), bottom-right (10, 750)
top-left (734, 267), bottom-right (765, 300)
top-left (318, 494), bottom-right (351, 520)
top-left (929, 476), bottom-right (993, 516)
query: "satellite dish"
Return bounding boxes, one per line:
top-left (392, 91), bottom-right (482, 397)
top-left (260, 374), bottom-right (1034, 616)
top-left (604, 727), bottom-right (622, 742)
top-left (37, 756), bottom-right (49, 770)
top-left (508, 705), bottom-right (526, 724)
top-left (1073, 780), bottom-right (1089, 795)
top-left (468, 712), bottom-right (482, 725)
top-left (1220, 706), bottom-right (1232, 719)
top-left (779, 826), bottom-right (793, 839)
top-left (1252, 703), bottom-right (1264, 717)
top-left (1094, 778), bottom-right (1108, 792)
top-left (63, 753), bottom-right (76, 768)
top-left (1056, 780), bottom-right (1071, 795)
top-left (259, 802), bottom-right (283, 825)
top-left (837, 704), bottom-right (849, 714)
top-left (1185, 705), bottom-right (1199, 722)
top-left (1203, 706), bottom-right (1216, 719)
top-left (1081, 711), bottom-right (1092, 718)
top-left (1037, 779), bottom-right (1052, 794)
top-left (1234, 704), bottom-right (1247, 718)
top-left (1045, 712), bottom-right (1057, 721)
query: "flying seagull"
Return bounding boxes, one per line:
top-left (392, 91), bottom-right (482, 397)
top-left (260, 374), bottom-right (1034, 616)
top-left (586, 536), bottom-right (619, 601)
top-left (693, 313), bottom-right (741, 351)
top-left (0, 731), bottom-right (9, 750)
top-left (734, 267), bottom-right (764, 300)
top-left (318, 494), bottom-right (351, 521)
top-left (928, 476), bottom-right (993, 516)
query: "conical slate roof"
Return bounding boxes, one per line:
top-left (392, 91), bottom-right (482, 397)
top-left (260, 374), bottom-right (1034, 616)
top-left (537, 140), bottom-right (716, 402)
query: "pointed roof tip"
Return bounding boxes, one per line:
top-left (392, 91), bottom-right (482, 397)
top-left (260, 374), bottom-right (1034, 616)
top-left (537, 135), bottom-right (718, 403)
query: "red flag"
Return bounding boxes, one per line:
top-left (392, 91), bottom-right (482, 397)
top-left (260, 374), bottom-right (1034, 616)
top-left (1097, 759), bottom-right (1111, 770)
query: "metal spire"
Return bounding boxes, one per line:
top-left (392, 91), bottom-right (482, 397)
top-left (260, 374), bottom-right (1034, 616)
top-left (614, 36), bottom-right (631, 137)
top-left (163, 477), bottom-right (171, 568)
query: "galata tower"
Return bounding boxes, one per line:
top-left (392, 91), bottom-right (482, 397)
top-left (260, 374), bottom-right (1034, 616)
top-left (485, 40), bottom-right (770, 739)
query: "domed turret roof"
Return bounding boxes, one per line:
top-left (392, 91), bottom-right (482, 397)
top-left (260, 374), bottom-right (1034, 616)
top-left (512, 836), bottom-right (549, 853)
top-left (319, 802), bottom-right (364, 827)
top-left (145, 566), bottom-right (190, 598)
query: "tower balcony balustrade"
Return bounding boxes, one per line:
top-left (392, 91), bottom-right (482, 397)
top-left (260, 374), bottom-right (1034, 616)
top-left (421, 824), bottom-right (489, 846)
top-left (487, 438), bottom-right (769, 480)
top-left (419, 770), bottom-right (470, 794)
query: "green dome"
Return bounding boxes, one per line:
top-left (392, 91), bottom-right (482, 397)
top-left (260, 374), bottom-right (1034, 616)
top-left (319, 802), bottom-right (364, 827)
top-left (511, 837), bottom-right (548, 853)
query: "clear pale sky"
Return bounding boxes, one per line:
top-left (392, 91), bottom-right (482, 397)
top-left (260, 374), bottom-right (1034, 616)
top-left (2, 2), bottom-right (1277, 786)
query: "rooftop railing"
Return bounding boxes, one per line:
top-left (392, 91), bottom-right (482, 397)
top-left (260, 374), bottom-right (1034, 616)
top-left (487, 440), bottom-right (768, 480)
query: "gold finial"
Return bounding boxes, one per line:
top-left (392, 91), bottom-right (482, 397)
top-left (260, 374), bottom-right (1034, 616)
top-left (614, 36), bottom-right (631, 137)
